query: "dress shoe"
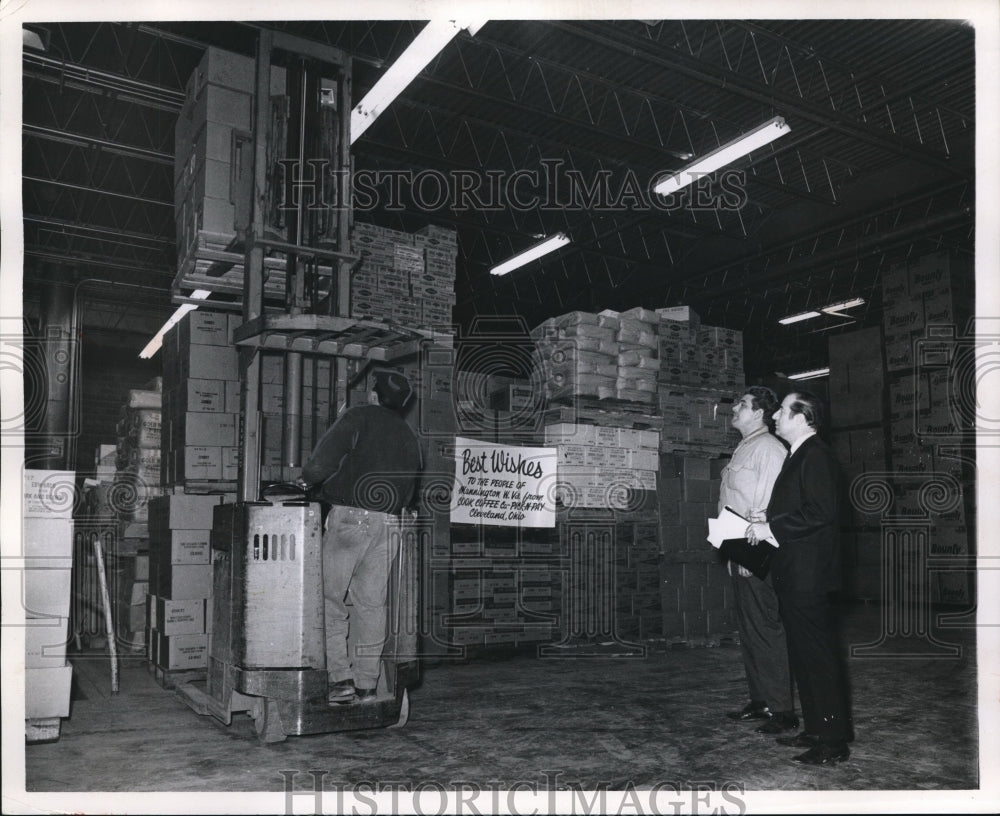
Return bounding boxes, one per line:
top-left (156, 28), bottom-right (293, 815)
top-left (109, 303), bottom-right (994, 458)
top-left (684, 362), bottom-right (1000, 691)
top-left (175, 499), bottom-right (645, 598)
top-left (755, 711), bottom-right (799, 734)
top-left (776, 731), bottom-right (818, 748)
top-left (726, 700), bottom-right (770, 721)
top-left (793, 744), bottom-right (850, 765)
top-left (327, 678), bottom-right (356, 703)
top-left (353, 687), bottom-right (378, 704)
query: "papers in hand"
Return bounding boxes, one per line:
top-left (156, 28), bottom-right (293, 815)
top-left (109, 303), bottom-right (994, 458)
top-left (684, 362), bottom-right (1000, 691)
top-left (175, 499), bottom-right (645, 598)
top-left (707, 506), bottom-right (751, 548)
top-left (708, 506), bottom-right (778, 580)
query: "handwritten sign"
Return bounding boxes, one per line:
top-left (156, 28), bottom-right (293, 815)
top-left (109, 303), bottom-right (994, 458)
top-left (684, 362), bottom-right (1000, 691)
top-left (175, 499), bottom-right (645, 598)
top-left (452, 437), bottom-right (557, 527)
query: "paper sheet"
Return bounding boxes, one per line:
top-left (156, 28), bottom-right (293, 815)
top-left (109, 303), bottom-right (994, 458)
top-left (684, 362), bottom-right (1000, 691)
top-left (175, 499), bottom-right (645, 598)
top-left (706, 505), bottom-right (750, 548)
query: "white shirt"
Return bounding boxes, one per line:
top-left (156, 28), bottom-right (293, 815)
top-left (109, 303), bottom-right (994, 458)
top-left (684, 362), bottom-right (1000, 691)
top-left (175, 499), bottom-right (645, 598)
top-left (718, 426), bottom-right (787, 518)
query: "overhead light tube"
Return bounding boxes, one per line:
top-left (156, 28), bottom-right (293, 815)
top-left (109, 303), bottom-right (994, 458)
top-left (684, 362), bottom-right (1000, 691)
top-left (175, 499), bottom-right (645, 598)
top-left (139, 289), bottom-right (211, 359)
top-left (654, 116), bottom-right (791, 197)
top-left (787, 367), bottom-right (830, 381)
top-left (778, 296), bottom-right (866, 325)
top-left (778, 310), bottom-right (822, 325)
top-left (490, 233), bottom-right (571, 276)
top-left (351, 19), bottom-right (487, 143)
top-left (821, 297), bottom-right (866, 315)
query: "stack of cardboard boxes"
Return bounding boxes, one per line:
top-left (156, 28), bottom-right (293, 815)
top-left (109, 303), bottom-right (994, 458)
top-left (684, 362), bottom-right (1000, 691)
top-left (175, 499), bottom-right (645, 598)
top-left (657, 455), bottom-right (735, 643)
top-left (880, 251), bottom-right (974, 606)
top-left (657, 308), bottom-right (743, 457)
top-left (543, 423), bottom-right (659, 509)
top-left (161, 311), bottom-right (241, 487)
top-left (350, 221), bottom-right (457, 331)
top-left (147, 494), bottom-right (227, 675)
top-left (174, 46), bottom-right (286, 276)
top-left (23, 469), bottom-right (76, 738)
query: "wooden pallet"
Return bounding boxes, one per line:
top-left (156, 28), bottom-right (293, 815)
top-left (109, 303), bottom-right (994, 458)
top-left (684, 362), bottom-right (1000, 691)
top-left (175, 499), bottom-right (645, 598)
top-left (174, 230), bottom-right (289, 299)
top-left (26, 717), bottom-right (62, 744)
top-left (150, 663), bottom-right (208, 691)
top-left (542, 402), bottom-right (663, 430)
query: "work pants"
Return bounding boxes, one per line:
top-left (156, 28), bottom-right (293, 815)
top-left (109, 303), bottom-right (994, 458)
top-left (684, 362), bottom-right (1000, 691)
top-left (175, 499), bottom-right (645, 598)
top-left (731, 569), bottom-right (794, 712)
top-left (323, 505), bottom-right (400, 689)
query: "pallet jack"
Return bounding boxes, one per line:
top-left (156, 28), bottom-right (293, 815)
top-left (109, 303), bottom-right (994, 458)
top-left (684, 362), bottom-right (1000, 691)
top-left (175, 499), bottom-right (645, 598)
top-left (178, 484), bottom-right (419, 742)
top-left (176, 30), bottom-right (428, 742)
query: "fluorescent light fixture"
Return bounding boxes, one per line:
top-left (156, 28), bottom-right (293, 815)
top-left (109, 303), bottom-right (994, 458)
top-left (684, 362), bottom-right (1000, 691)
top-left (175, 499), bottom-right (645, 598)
top-left (351, 19), bottom-right (487, 143)
top-left (490, 233), bottom-right (571, 276)
top-left (23, 27), bottom-right (48, 51)
top-left (821, 297), bottom-right (866, 315)
top-left (139, 290), bottom-right (211, 359)
top-left (778, 310), bottom-right (822, 325)
top-left (778, 297), bottom-right (866, 326)
top-left (787, 367), bottom-right (830, 381)
top-left (654, 116), bottom-right (791, 197)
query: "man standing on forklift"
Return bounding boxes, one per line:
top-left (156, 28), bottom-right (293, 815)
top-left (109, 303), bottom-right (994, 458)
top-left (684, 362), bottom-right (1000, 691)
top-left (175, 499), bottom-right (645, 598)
top-left (297, 368), bottom-right (422, 705)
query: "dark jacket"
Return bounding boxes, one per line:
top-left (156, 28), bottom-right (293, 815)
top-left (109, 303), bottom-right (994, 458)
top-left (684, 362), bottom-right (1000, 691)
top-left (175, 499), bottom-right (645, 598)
top-left (766, 434), bottom-right (842, 594)
top-left (301, 404), bottom-right (422, 515)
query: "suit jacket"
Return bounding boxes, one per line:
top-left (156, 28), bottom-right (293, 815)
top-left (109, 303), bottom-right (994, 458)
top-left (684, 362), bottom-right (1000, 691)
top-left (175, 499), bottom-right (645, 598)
top-left (766, 434), bottom-right (843, 594)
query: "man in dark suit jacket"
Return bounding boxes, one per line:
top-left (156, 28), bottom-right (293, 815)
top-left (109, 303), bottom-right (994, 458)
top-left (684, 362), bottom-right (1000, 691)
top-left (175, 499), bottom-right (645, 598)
top-left (747, 390), bottom-right (852, 766)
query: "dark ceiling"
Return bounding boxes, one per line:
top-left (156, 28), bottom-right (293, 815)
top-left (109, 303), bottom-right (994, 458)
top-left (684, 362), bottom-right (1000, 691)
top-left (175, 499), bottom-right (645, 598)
top-left (20, 18), bottom-right (976, 377)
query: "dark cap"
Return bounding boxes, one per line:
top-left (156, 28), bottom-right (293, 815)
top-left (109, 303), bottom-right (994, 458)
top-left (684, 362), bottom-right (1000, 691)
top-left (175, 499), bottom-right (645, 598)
top-left (372, 368), bottom-right (413, 410)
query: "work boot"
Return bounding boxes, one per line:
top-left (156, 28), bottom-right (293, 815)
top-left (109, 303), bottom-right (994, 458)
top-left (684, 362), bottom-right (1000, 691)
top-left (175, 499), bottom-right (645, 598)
top-left (327, 678), bottom-right (356, 703)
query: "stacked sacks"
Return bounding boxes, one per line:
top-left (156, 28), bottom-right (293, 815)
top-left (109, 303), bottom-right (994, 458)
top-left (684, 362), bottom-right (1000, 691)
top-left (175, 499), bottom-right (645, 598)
top-left (613, 307), bottom-right (660, 404)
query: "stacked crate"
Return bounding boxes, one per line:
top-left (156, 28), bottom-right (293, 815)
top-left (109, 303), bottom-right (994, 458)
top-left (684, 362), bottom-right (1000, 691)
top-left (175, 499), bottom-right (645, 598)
top-left (147, 494), bottom-right (227, 677)
top-left (880, 252), bottom-right (974, 606)
top-left (413, 224), bottom-right (459, 329)
top-left (174, 47), bottom-right (285, 267)
top-left (23, 470), bottom-right (76, 738)
top-left (543, 422), bottom-right (659, 509)
top-left (658, 455), bottom-right (735, 643)
top-left (350, 221), bottom-right (457, 331)
top-left (161, 311), bottom-right (241, 488)
top-left (530, 305), bottom-right (742, 646)
top-left (611, 497), bottom-right (662, 641)
top-left (657, 309), bottom-right (743, 458)
top-left (431, 526), bottom-right (566, 651)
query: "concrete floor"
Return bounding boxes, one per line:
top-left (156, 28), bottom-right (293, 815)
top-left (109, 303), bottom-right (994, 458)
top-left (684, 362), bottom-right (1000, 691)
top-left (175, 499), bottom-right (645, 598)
top-left (15, 602), bottom-right (989, 812)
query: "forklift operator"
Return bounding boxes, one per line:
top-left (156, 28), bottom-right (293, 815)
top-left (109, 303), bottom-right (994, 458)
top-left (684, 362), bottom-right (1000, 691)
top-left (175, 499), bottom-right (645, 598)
top-left (297, 368), bottom-right (422, 705)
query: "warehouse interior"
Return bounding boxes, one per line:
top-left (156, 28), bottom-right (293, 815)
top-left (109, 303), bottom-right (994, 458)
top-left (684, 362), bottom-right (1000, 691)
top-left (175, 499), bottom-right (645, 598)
top-left (3, 6), bottom-right (999, 814)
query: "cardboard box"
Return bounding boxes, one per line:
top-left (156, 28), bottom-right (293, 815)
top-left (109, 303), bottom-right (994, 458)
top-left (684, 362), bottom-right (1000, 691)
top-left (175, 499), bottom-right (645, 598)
top-left (22, 558), bottom-right (73, 619)
top-left (157, 632), bottom-right (209, 670)
top-left (172, 446), bottom-right (222, 481)
top-left (25, 665), bottom-right (73, 719)
top-left (155, 563), bottom-right (213, 600)
top-left (23, 470), bottom-right (77, 518)
top-left (175, 378), bottom-right (227, 412)
top-left (25, 617), bottom-right (71, 670)
top-left (225, 379), bottom-right (241, 413)
top-left (178, 343), bottom-right (239, 382)
top-left (156, 528), bottom-right (212, 565)
top-left (174, 412), bottom-right (237, 447)
top-left (149, 494), bottom-right (226, 530)
top-left (22, 517), bottom-right (74, 558)
top-left (153, 597), bottom-right (207, 636)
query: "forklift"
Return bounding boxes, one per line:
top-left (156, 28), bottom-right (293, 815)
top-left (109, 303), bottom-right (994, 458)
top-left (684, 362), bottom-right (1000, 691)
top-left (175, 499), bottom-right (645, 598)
top-left (177, 31), bottom-right (432, 742)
